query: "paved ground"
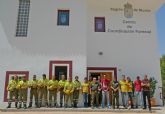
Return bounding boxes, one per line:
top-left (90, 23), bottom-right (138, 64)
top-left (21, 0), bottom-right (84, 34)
top-left (0, 112), bottom-right (157, 114)
top-left (0, 107), bottom-right (164, 114)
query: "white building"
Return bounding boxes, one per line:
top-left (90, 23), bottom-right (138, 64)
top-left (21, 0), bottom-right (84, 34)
top-left (0, 0), bottom-right (164, 108)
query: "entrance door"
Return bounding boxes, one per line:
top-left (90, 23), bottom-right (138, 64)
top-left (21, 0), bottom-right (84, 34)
top-left (54, 66), bottom-right (67, 80)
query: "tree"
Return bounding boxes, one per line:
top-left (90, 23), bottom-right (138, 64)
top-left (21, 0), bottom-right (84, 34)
top-left (160, 55), bottom-right (165, 105)
top-left (160, 55), bottom-right (165, 83)
top-left (160, 55), bottom-right (165, 102)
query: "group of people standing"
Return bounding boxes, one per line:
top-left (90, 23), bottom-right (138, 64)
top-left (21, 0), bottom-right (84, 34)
top-left (7, 74), bottom-right (81, 109)
top-left (119, 75), bottom-right (151, 111)
top-left (84, 74), bottom-right (151, 111)
top-left (6, 74), bottom-right (152, 111)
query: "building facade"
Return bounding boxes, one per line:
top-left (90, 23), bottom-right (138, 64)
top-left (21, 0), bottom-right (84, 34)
top-left (0, 0), bottom-right (164, 107)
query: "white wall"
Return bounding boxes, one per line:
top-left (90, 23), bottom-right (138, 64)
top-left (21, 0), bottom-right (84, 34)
top-left (87, 0), bottom-right (163, 105)
top-left (0, 0), bottom-right (87, 108)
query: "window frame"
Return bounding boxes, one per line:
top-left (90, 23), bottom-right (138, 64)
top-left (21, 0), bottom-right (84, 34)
top-left (94, 17), bottom-right (106, 32)
top-left (57, 10), bottom-right (70, 26)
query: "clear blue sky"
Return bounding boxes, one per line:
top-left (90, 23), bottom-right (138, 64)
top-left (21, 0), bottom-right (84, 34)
top-left (156, 4), bottom-right (165, 56)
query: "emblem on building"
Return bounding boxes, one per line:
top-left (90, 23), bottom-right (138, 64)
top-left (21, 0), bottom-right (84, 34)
top-left (124, 3), bottom-right (133, 18)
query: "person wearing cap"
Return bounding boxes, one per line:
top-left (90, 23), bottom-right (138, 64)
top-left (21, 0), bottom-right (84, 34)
top-left (81, 77), bottom-right (89, 107)
top-left (63, 77), bottom-right (74, 108)
top-left (73, 76), bottom-right (81, 108)
top-left (47, 75), bottom-right (58, 107)
top-left (6, 76), bottom-right (17, 108)
top-left (38, 74), bottom-right (49, 108)
top-left (17, 76), bottom-right (28, 109)
top-left (28, 75), bottom-right (38, 108)
top-left (90, 77), bottom-right (101, 109)
top-left (58, 74), bottom-right (66, 107)
top-left (134, 76), bottom-right (143, 108)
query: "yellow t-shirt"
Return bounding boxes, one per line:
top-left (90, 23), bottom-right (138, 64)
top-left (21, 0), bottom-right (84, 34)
top-left (58, 80), bottom-right (66, 88)
top-left (64, 82), bottom-right (74, 94)
top-left (127, 81), bottom-right (133, 92)
top-left (81, 82), bottom-right (89, 93)
top-left (38, 79), bottom-right (49, 88)
top-left (48, 80), bottom-right (58, 90)
top-left (18, 80), bottom-right (28, 89)
top-left (28, 80), bottom-right (38, 89)
top-left (119, 80), bottom-right (128, 92)
top-left (7, 80), bottom-right (17, 91)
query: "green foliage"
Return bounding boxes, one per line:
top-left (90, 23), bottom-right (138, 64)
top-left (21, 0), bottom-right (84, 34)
top-left (150, 77), bottom-right (157, 98)
top-left (162, 80), bottom-right (165, 87)
top-left (160, 55), bottom-right (165, 87)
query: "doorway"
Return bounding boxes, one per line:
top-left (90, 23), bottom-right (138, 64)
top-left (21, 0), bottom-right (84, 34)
top-left (55, 66), bottom-right (67, 80)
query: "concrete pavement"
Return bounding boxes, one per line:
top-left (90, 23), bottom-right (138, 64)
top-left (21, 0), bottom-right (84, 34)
top-left (0, 107), bottom-right (164, 114)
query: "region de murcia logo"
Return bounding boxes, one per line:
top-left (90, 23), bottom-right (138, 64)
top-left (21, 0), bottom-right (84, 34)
top-left (124, 3), bottom-right (133, 18)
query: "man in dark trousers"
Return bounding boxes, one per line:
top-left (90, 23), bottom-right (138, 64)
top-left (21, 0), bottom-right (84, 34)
top-left (141, 75), bottom-right (151, 111)
top-left (111, 77), bottom-right (119, 109)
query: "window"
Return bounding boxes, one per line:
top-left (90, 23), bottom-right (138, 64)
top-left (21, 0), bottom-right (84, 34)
top-left (57, 10), bottom-right (70, 26)
top-left (16, 0), bottom-right (30, 37)
top-left (95, 17), bottom-right (105, 32)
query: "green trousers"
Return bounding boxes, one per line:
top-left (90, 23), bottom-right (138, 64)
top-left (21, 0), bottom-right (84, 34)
top-left (60, 90), bottom-right (65, 105)
top-left (18, 89), bottom-right (27, 105)
top-left (65, 94), bottom-right (73, 107)
top-left (8, 91), bottom-right (14, 103)
top-left (91, 91), bottom-right (99, 107)
top-left (29, 88), bottom-right (38, 104)
top-left (38, 87), bottom-right (48, 106)
top-left (73, 90), bottom-right (79, 105)
top-left (49, 90), bottom-right (57, 106)
top-left (14, 89), bottom-right (19, 106)
top-left (112, 92), bottom-right (119, 108)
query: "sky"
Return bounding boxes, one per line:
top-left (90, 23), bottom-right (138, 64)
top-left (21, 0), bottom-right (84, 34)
top-left (156, 4), bottom-right (165, 56)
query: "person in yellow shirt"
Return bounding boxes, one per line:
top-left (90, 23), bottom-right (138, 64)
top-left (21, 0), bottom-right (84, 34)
top-left (81, 77), bottom-right (89, 107)
top-left (38, 74), bottom-right (49, 108)
top-left (6, 76), bottom-right (16, 108)
top-left (17, 76), bottom-right (28, 109)
top-left (127, 76), bottom-right (134, 109)
top-left (58, 74), bottom-right (66, 107)
top-left (73, 76), bottom-right (81, 108)
top-left (47, 75), bottom-right (58, 108)
top-left (119, 75), bottom-right (128, 109)
top-left (28, 75), bottom-right (38, 108)
top-left (63, 77), bottom-right (74, 108)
